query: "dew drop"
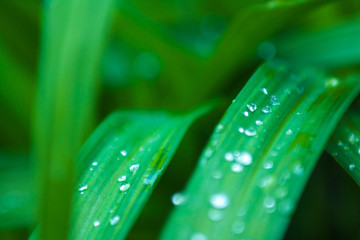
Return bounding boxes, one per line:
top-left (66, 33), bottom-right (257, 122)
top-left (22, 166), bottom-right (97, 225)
top-left (264, 196), bottom-right (276, 208)
top-left (232, 220), bottom-right (245, 234)
top-left (110, 215), bottom-right (120, 226)
top-left (349, 134), bottom-right (359, 145)
top-left (270, 95), bottom-right (280, 106)
top-left (216, 124), bottom-right (224, 133)
top-left (204, 149), bottom-right (214, 158)
top-left (191, 233), bottom-right (208, 240)
top-left (235, 152), bottom-right (253, 166)
top-left (118, 175), bottom-right (126, 182)
top-left (275, 187), bottom-right (288, 198)
top-left (325, 77), bottom-right (339, 88)
top-left (255, 120), bottom-right (263, 126)
top-left (263, 161), bottom-right (273, 169)
top-left (120, 183), bottom-right (130, 192)
top-left (171, 192), bottom-right (186, 206)
top-left (286, 129), bottom-right (293, 135)
top-left (208, 209), bottom-right (223, 222)
top-left (244, 127), bottom-right (256, 137)
top-left (260, 88), bottom-right (268, 95)
top-left (349, 164), bottom-right (356, 171)
top-left (238, 127), bottom-right (245, 133)
top-left (93, 220), bottom-right (100, 227)
top-left (279, 199), bottom-right (294, 215)
top-left (262, 106), bottom-right (272, 113)
top-left (293, 163), bottom-right (304, 176)
top-left (120, 150), bottom-right (127, 157)
top-left (78, 184), bottom-right (88, 191)
top-left (130, 164), bottom-right (139, 173)
top-left (224, 152), bottom-right (235, 161)
top-left (247, 103), bottom-right (257, 112)
top-left (91, 161), bottom-right (98, 166)
top-left (259, 175), bottom-right (274, 188)
top-left (210, 193), bottom-right (229, 209)
top-left (231, 163), bottom-right (244, 173)
top-left (243, 111), bottom-right (249, 117)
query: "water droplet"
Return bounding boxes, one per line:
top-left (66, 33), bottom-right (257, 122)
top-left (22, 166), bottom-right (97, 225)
top-left (259, 175), bottom-right (274, 188)
top-left (210, 193), bottom-right (229, 209)
top-left (120, 183), bottom-right (130, 191)
top-left (235, 152), bottom-right (253, 165)
top-left (238, 127), bottom-right (245, 133)
top-left (225, 152), bottom-right (234, 161)
top-left (275, 187), bottom-right (288, 198)
top-left (92, 162), bottom-right (98, 166)
top-left (204, 149), bottom-right (214, 158)
top-left (171, 192), bottom-right (186, 206)
top-left (325, 77), bottom-right (339, 88)
top-left (293, 163), bottom-right (304, 176)
top-left (208, 209), bottom-right (223, 222)
top-left (211, 170), bottom-right (223, 180)
top-left (243, 111), bottom-right (249, 117)
top-left (118, 176), bottom-right (126, 182)
top-left (262, 106), bottom-right (272, 113)
top-left (93, 220), bottom-right (100, 227)
top-left (264, 196), bottom-right (276, 208)
top-left (110, 215), bottom-right (120, 226)
top-left (120, 150), bottom-right (127, 157)
top-left (245, 127), bottom-right (256, 137)
top-left (255, 120), bottom-right (263, 126)
top-left (349, 134), bottom-right (359, 145)
top-left (263, 161), bottom-right (273, 169)
top-left (231, 163), bottom-right (244, 173)
top-left (191, 233), bottom-right (207, 240)
top-left (216, 124), bottom-right (224, 133)
top-left (232, 220), bottom-right (245, 234)
top-left (349, 164), bottom-right (356, 171)
top-left (247, 103), bottom-right (257, 112)
top-left (279, 199), bottom-right (294, 215)
top-left (237, 206), bottom-right (247, 216)
top-left (78, 184), bottom-right (88, 191)
top-left (286, 129), bottom-right (293, 135)
top-left (260, 88), bottom-right (268, 95)
top-left (270, 95), bottom-right (280, 106)
top-left (130, 164), bottom-right (139, 173)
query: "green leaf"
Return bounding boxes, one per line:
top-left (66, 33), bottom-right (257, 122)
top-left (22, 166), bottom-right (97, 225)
top-left (33, 0), bottom-right (116, 239)
top-left (161, 61), bottom-right (360, 240)
top-left (69, 106), bottom-right (211, 240)
top-left (327, 98), bottom-right (360, 186)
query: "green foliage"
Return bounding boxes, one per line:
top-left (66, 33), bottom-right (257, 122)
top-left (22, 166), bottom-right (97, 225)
top-left (0, 0), bottom-right (359, 240)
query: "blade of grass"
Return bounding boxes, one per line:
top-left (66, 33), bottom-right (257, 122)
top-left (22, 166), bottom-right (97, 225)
top-left (161, 61), bottom-right (360, 240)
top-left (33, 0), bottom-right (116, 239)
top-left (327, 98), bottom-right (360, 186)
top-left (69, 106), bottom-right (211, 240)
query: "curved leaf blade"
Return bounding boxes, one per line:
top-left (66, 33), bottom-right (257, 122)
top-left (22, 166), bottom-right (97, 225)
top-left (161, 61), bottom-right (360, 240)
top-left (70, 107), bottom-right (210, 240)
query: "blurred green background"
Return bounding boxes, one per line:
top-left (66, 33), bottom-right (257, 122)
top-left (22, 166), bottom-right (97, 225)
top-left (0, 0), bottom-right (359, 239)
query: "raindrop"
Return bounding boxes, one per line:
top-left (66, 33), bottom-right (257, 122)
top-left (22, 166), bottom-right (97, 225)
top-left (120, 150), bottom-right (127, 157)
top-left (247, 103), bottom-right (257, 112)
top-left (120, 183), bottom-right (130, 192)
top-left (260, 88), bottom-right (268, 95)
top-left (118, 176), bottom-right (126, 182)
top-left (78, 184), bottom-right (88, 191)
top-left (232, 220), bottom-right (245, 234)
top-left (349, 164), bottom-right (356, 171)
top-left (243, 111), bottom-right (249, 117)
top-left (264, 196), bottom-right (276, 209)
top-left (171, 192), bottom-right (186, 206)
top-left (255, 120), bottom-right (263, 126)
top-left (235, 152), bottom-right (253, 166)
top-left (231, 163), bottom-right (244, 173)
top-left (210, 193), bottom-right (229, 209)
top-left (286, 129), bottom-right (293, 135)
top-left (130, 164), bottom-right (139, 173)
top-left (208, 209), bottom-right (223, 222)
top-left (263, 161), bottom-right (273, 169)
top-left (92, 162), bottom-right (98, 166)
top-left (270, 95), bottom-right (280, 106)
top-left (262, 106), bottom-right (272, 113)
top-left (110, 215), bottom-right (120, 226)
top-left (93, 220), bottom-right (100, 227)
top-left (191, 233), bottom-right (208, 240)
top-left (224, 152), bottom-right (235, 161)
top-left (238, 127), bottom-right (245, 133)
top-left (245, 127), bottom-right (256, 137)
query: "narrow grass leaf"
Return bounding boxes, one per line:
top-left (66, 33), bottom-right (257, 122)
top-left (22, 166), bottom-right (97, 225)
top-left (70, 106), bottom-right (210, 240)
top-left (161, 61), bottom-right (360, 240)
top-left (327, 99), bottom-right (360, 186)
top-left (33, 0), bottom-right (116, 239)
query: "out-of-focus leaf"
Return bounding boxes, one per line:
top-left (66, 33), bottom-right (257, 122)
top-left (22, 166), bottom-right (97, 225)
top-left (161, 61), bottom-right (359, 240)
top-left (33, 0), bottom-right (116, 239)
top-left (69, 106), bottom-right (211, 240)
top-left (275, 20), bottom-right (360, 69)
top-left (0, 152), bottom-right (35, 230)
top-left (327, 99), bottom-right (360, 186)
